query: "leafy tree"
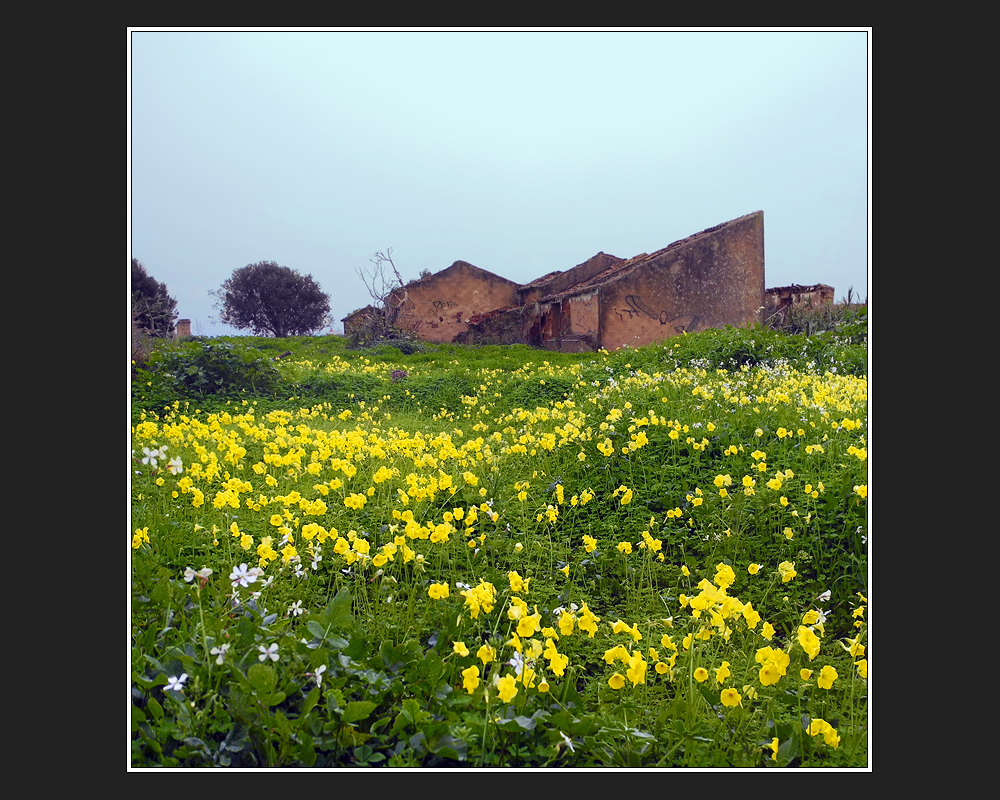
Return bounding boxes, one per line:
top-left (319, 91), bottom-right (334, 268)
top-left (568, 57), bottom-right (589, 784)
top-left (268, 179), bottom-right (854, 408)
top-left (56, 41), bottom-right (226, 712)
top-left (212, 261), bottom-right (331, 338)
top-left (132, 258), bottom-right (178, 337)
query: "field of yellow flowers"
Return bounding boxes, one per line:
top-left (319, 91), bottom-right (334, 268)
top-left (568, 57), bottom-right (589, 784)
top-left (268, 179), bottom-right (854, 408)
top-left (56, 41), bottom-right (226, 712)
top-left (131, 332), bottom-right (868, 768)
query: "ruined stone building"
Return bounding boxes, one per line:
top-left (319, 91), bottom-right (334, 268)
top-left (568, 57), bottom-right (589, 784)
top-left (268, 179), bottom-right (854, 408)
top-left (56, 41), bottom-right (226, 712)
top-left (345, 211), bottom-right (821, 352)
top-left (763, 283), bottom-right (835, 326)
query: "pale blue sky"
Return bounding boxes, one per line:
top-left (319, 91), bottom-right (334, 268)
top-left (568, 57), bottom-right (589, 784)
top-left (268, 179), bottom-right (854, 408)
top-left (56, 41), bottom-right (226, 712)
top-left (129, 29), bottom-right (870, 336)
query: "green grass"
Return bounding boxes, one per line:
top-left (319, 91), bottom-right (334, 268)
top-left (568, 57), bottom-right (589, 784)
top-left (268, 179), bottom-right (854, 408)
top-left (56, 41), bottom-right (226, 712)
top-left (131, 327), bottom-right (868, 768)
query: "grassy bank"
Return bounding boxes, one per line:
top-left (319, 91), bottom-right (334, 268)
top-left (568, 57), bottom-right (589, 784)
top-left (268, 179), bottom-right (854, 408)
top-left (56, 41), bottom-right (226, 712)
top-left (131, 326), bottom-right (868, 768)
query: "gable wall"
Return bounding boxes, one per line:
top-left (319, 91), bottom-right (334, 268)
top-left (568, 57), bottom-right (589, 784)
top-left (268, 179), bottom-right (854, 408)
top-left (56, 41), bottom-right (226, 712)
top-left (395, 261), bottom-right (520, 344)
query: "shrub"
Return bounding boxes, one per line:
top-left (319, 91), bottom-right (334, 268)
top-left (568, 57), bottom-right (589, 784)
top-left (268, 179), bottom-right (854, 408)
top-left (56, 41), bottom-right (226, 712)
top-left (136, 339), bottom-right (282, 403)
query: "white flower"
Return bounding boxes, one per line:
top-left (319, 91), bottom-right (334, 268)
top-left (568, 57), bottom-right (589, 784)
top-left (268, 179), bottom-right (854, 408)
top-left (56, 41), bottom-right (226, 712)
top-left (141, 446), bottom-right (166, 468)
top-left (229, 563), bottom-right (259, 588)
top-left (166, 456), bottom-right (184, 475)
top-left (165, 673), bottom-right (187, 692)
top-left (184, 567), bottom-right (213, 583)
top-left (210, 644), bottom-right (230, 665)
top-left (816, 590), bottom-right (832, 603)
top-left (258, 643), bottom-right (280, 662)
top-left (311, 664), bottom-right (327, 688)
top-left (288, 600), bottom-right (304, 617)
top-left (559, 732), bottom-right (576, 753)
top-left (508, 651), bottom-right (524, 676)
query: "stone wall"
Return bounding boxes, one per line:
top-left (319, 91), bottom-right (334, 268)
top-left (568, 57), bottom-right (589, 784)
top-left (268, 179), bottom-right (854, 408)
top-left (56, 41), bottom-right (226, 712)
top-left (393, 261), bottom-right (521, 344)
top-left (365, 211), bottom-right (775, 352)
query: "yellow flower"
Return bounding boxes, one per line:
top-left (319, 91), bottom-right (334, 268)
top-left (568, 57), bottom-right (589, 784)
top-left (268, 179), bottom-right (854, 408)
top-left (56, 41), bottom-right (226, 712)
top-left (759, 663), bottom-right (782, 686)
top-left (715, 661), bottom-right (731, 684)
top-left (611, 619), bottom-right (642, 642)
top-left (767, 737), bottom-right (779, 761)
top-left (720, 688), bottom-right (741, 708)
top-left (778, 561), bottom-right (797, 583)
top-left (462, 666), bottom-right (480, 694)
top-left (856, 659), bottom-right (868, 679)
top-left (817, 665), bottom-right (838, 690)
top-left (807, 718), bottom-right (840, 748)
top-left (344, 493), bottom-right (368, 510)
top-left (747, 563), bottom-right (761, 575)
top-left (516, 608), bottom-right (542, 638)
top-left (477, 644), bottom-right (496, 665)
top-left (800, 668), bottom-right (813, 681)
top-left (694, 667), bottom-right (709, 683)
top-left (132, 527), bottom-right (150, 549)
top-left (507, 571), bottom-right (530, 594)
top-left (428, 582), bottom-right (450, 600)
top-left (496, 674), bottom-right (518, 703)
top-left (714, 563), bottom-right (736, 591)
top-left (840, 636), bottom-right (866, 658)
top-left (577, 603), bottom-right (600, 637)
top-left (798, 626), bottom-right (821, 661)
top-left (626, 652), bottom-right (647, 686)
top-left (453, 641), bottom-right (470, 657)
top-left (608, 672), bottom-right (626, 690)
top-left (558, 610), bottom-right (575, 636)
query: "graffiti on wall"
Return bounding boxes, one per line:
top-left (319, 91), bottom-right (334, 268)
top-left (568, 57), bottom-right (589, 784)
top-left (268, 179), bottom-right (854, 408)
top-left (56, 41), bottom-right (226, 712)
top-left (432, 299), bottom-right (458, 310)
top-left (613, 295), bottom-right (700, 333)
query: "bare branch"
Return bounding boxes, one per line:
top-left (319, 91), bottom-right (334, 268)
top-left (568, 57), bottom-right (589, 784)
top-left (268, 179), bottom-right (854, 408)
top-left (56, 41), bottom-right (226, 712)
top-left (350, 248), bottom-right (421, 348)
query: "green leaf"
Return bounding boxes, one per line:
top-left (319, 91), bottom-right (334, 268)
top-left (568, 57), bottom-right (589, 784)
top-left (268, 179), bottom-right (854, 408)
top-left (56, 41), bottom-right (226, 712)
top-left (696, 682), bottom-right (719, 707)
top-left (322, 589), bottom-right (354, 630)
top-left (296, 732), bottom-right (318, 767)
top-left (408, 649), bottom-right (444, 685)
top-left (776, 735), bottom-right (800, 767)
top-left (425, 731), bottom-right (468, 761)
top-left (391, 698), bottom-right (429, 736)
top-left (150, 577), bottom-right (171, 605)
top-left (247, 663), bottom-right (278, 696)
top-left (147, 697), bottom-right (164, 720)
top-left (343, 700), bottom-right (378, 724)
top-left (495, 715), bottom-right (536, 732)
top-left (266, 691), bottom-right (287, 707)
top-left (301, 686), bottom-right (321, 716)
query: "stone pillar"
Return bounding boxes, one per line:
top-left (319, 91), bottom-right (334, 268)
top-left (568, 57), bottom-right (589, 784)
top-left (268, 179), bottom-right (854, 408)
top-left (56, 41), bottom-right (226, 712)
top-left (176, 319), bottom-right (191, 338)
